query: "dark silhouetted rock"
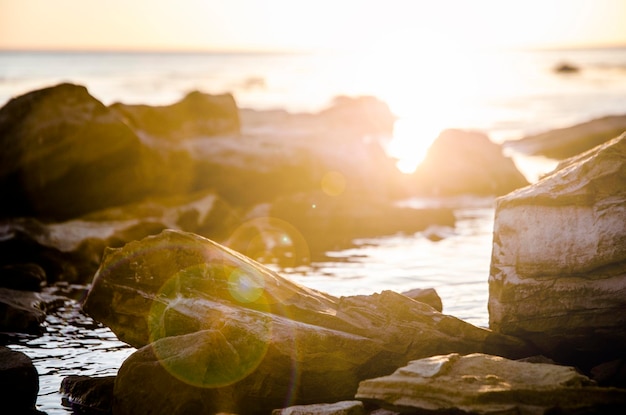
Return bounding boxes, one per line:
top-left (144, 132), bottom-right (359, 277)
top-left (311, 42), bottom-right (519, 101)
top-left (554, 62), bottom-right (580, 74)
top-left (0, 83), bottom-right (155, 220)
top-left (0, 263), bottom-right (46, 291)
top-left (0, 346), bottom-right (41, 414)
top-left (60, 375), bottom-right (115, 415)
top-left (110, 90), bottom-right (240, 140)
top-left (412, 129), bottom-right (529, 196)
top-left (83, 230), bottom-right (535, 414)
top-left (356, 353), bottom-right (626, 414)
top-left (504, 114), bottom-right (626, 159)
top-left (0, 287), bottom-right (64, 334)
top-left (489, 133), bottom-right (626, 373)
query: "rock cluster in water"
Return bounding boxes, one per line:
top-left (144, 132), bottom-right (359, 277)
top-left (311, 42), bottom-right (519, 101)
top-left (0, 82), bottom-right (624, 414)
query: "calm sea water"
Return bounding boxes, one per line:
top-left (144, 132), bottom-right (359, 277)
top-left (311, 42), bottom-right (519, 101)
top-left (2, 48), bottom-right (626, 414)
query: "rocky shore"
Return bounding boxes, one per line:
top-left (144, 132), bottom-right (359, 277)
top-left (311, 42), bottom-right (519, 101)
top-left (0, 83), bottom-right (625, 414)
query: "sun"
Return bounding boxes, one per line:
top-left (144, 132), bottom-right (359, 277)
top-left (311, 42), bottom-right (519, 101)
top-left (347, 28), bottom-right (480, 174)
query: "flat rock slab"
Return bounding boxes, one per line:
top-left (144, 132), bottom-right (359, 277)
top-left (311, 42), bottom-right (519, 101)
top-left (356, 353), bottom-right (626, 414)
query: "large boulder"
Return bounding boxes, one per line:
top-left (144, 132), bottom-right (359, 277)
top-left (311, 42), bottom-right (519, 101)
top-left (0, 83), bottom-right (155, 220)
top-left (504, 114), bottom-right (626, 159)
top-left (110, 90), bottom-right (240, 140)
top-left (83, 230), bottom-right (535, 414)
top-left (412, 129), bottom-right (529, 196)
top-left (356, 353), bottom-right (626, 414)
top-left (489, 133), bottom-right (626, 372)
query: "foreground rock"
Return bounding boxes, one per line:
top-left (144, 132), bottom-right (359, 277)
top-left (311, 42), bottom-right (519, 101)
top-left (504, 114), bottom-right (626, 159)
top-left (412, 129), bottom-right (529, 196)
top-left (356, 353), bottom-right (626, 414)
top-left (489, 133), bottom-right (626, 372)
top-left (0, 347), bottom-right (42, 414)
top-left (83, 230), bottom-right (534, 414)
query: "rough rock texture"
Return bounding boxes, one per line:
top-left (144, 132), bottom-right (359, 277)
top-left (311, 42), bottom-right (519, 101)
top-left (505, 114), bottom-right (626, 159)
top-left (0, 346), bottom-right (41, 414)
top-left (110, 90), bottom-right (240, 140)
top-left (412, 129), bottom-right (529, 196)
top-left (83, 230), bottom-right (535, 414)
top-left (489, 133), bottom-right (626, 371)
top-left (0, 83), bottom-right (155, 220)
top-left (356, 353), bottom-right (626, 414)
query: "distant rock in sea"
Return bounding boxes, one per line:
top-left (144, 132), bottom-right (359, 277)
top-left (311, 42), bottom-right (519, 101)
top-left (504, 114), bottom-right (626, 159)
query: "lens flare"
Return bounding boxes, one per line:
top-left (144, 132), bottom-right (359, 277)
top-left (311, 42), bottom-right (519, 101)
top-left (228, 267), bottom-right (265, 303)
top-left (226, 217), bottom-right (311, 267)
top-left (321, 171), bottom-right (347, 196)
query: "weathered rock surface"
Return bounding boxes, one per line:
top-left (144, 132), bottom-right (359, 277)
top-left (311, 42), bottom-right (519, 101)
top-left (489, 133), bottom-right (626, 371)
top-left (356, 353), bottom-right (626, 414)
top-left (504, 114), bottom-right (626, 159)
top-left (0, 346), bottom-right (42, 414)
top-left (412, 129), bottom-right (529, 196)
top-left (84, 229), bottom-right (535, 414)
top-left (0, 83), bottom-right (155, 220)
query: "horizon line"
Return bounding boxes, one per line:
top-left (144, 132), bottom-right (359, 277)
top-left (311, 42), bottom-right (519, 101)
top-left (2, 41), bottom-right (626, 55)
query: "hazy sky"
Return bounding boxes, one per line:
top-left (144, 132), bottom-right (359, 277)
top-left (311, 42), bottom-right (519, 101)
top-left (1, 0), bottom-right (625, 52)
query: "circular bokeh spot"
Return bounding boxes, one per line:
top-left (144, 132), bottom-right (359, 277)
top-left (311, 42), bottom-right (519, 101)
top-left (321, 171), bottom-right (347, 196)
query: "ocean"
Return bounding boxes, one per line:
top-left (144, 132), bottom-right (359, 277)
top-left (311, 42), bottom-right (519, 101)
top-left (2, 48), bottom-right (626, 413)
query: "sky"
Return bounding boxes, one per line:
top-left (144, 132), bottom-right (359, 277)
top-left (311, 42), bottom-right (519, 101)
top-left (1, 0), bottom-right (626, 52)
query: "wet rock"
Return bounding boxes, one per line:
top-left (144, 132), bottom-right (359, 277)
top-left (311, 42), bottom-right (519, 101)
top-left (272, 400), bottom-right (365, 415)
top-left (489, 133), bottom-right (626, 372)
top-left (0, 190), bottom-right (240, 285)
top-left (504, 114), bottom-right (626, 159)
top-left (401, 288), bottom-right (442, 312)
top-left (84, 229), bottom-right (535, 414)
top-left (0, 263), bottom-right (46, 291)
top-left (60, 375), bottom-right (115, 415)
top-left (356, 353), bottom-right (626, 414)
top-left (0, 287), bottom-right (64, 334)
top-left (0, 346), bottom-right (42, 414)
top-left (110, 90), bottom-right (240, 140)
top-left (0, 83), bottom-right (155, 220)
top-left (412, 129), bottom-right (529, 196)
